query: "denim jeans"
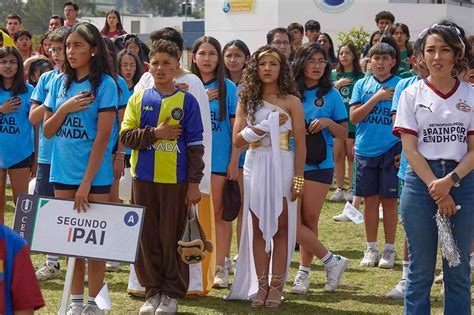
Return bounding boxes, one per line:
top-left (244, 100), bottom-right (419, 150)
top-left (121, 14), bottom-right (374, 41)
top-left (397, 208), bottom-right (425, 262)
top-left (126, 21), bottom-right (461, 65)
top-left (401, 160), bottom-right (473, 315)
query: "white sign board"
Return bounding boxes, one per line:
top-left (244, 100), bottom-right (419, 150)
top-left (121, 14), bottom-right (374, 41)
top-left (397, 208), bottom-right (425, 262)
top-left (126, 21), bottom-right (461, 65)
top-left (13, 194), bottom-right (145, 263)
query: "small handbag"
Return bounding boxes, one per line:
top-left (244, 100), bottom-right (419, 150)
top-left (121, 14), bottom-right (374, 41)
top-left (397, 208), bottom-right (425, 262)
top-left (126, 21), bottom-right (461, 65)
top-left (177, 204), bottom-right (213, 264)
top-left (305, 123), bottom-right (327, 166)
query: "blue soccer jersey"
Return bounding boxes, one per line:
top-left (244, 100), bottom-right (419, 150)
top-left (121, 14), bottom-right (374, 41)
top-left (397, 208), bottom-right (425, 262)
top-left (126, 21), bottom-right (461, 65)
top-left (350, 75), bottom-right (401, 157)
top-left (204, 78), bottom-right (237, 173)
top-left (297, 86), bottom-right (348, 171)
top-left (30, 69), bottom-right (60, 165)
top-left (0, 84), bottom-right (34, 168)
top-left (108, 75), bottom-right (131, 153)
top-left (392, 75), bottom-right (418, 180)
top-left (121, 88), bottom-right (204, 184)
top-left (43, 74), bottom-right (118, 186)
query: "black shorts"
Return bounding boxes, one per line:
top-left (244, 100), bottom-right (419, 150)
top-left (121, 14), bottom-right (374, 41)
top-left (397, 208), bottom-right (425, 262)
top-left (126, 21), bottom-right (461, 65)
top-left (212, 172), bottom-right (227, 177)
top-left (9, 153), bottom-right (34, 169)
top-left (304, 168), bottom-right (334, 185)
top-left (53, 183), bottom-right (111, 194)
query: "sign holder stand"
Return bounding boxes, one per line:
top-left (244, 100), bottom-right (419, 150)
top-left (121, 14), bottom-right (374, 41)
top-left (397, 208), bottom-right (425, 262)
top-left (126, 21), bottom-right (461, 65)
top-left (58, 257), bottom-right (76, 315)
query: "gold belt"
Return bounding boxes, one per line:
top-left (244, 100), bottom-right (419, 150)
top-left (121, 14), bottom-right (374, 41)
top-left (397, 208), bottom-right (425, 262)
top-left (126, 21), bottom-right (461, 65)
top-left (248, 131), bottom-right (290, 151)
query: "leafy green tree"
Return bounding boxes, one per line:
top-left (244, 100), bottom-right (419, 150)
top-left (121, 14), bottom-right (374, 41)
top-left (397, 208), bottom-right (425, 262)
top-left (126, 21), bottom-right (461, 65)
top-left (141, 0), bottom-right (181, 16)
top-left (337, 25), bottom-right (370, 55)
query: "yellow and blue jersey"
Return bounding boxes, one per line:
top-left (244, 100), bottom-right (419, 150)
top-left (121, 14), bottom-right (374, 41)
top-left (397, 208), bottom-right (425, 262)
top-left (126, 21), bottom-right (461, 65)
top-left (350, 75), bottom-right (401, 157)
top-left (205, 78), bottom-right (237, 173)
top-left (44, 74), bottom-right (118, 186)
top-left (0, 84), bottom-right (34, 168)
top-left (30, 69), bottom-right (60, 165)
top-left (121, 88), bottom-right (203, 184)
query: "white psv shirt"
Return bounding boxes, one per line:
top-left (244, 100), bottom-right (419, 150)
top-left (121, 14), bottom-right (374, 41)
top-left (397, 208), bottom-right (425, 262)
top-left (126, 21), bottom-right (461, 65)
top-left (393, 79), bottom-right (474, 162)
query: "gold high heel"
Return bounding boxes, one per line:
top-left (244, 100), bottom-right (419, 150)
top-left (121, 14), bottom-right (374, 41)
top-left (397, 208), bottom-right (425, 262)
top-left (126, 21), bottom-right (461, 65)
top-left (265, 274), bottom-right (285, 308)
top-left (251, 274), bottom-right (269, 308)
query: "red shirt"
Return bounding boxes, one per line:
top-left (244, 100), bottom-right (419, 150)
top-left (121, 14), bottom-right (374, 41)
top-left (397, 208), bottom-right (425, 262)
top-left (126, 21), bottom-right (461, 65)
top-left (103, 29), bottom-right (127, 39)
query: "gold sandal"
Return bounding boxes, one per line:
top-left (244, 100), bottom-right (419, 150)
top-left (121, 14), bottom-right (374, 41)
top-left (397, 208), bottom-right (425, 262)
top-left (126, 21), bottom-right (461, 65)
top-left (251, 274), bottom-right (269, 308)
top-left (265, 274), bottom-right (285, 308)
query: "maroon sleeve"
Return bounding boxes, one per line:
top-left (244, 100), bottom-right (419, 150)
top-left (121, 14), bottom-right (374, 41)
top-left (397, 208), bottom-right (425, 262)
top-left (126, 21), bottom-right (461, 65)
top-left (11, 246), bottom-right (45, 311)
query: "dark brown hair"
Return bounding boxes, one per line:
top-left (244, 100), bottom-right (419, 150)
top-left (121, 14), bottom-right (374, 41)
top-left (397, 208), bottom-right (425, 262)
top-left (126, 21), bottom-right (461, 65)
top-left (191, 36), bottom-right (227, 121)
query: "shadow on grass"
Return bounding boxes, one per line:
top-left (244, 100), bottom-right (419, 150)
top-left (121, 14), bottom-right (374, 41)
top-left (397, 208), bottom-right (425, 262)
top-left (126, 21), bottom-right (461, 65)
top-left (180, 294), bottom-right (379, 314)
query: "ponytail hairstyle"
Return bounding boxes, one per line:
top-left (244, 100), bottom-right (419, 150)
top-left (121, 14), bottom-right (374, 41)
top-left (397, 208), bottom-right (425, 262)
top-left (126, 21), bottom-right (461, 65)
top-left (292, 42), bottom-right (333, 101)
top-left (63, 23), bottom-right (113, 97)
top-left (191, 36), bottom-right (227, 121)
top-left (222, 39), bottom-right (251, 80)
top-left (117, 49), bottom-right (144, 87)
top-left (0, 46), bottom-right (27, 95)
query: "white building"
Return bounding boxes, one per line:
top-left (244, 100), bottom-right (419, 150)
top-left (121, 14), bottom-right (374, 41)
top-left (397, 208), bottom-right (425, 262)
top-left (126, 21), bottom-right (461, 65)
top-left (204, 0), bottom-right (473, 52)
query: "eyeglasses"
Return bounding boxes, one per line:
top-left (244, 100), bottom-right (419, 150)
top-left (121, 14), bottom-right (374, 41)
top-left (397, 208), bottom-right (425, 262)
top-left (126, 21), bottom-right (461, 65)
top-left (48, 47), bottom-right (64, 54)
top-left (307, 60), bottom-right (328, 67)
top-left (185, 255), bottom-right (202, 262)
top-left (271, 40), bottom-right (291, 47)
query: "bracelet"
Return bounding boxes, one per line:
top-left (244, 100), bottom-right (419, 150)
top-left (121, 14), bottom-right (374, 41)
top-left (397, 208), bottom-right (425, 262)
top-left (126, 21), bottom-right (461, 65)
top-left (292, 175), bottom-right (304, 194)
top-left (116, 151), bottom-right (126, 155)
top-left (114, 157), bottom-right (125, 161)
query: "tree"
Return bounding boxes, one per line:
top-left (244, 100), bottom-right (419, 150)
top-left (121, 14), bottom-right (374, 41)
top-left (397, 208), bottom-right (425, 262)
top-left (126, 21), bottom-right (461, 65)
top-left (337, 25), bottom-right (370, 55)
top-left (141, 0), bottom-right (181, 16)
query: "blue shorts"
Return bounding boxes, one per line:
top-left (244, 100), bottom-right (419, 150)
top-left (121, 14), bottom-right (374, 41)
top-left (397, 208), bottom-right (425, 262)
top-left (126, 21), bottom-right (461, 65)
top-left (354, 142), bottom-right (401, 199)
top-left (34, 163), bottom-right (55, 197)
top-left (304, 168), bottom-right (334, 185)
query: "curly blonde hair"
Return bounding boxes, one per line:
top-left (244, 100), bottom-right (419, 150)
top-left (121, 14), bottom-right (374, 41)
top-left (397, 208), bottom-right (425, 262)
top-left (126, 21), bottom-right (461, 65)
top-left (239, 45), bottom-right (298, 124)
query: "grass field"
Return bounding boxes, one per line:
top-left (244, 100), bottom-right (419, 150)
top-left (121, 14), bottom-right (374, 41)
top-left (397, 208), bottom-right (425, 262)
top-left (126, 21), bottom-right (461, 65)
top-left (4, 187), bottom-right (458, 314)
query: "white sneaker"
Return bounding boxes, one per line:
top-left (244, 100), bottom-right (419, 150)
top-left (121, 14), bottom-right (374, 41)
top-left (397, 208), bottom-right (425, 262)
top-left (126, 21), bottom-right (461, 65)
top-left (156, 295), bottom-right (178, 313)
top-left (233, 253), bottom-right (238, 262)
top-left (36, 261), bottom-right (62, 280)
top-left (378, 249), bottom-right (396, 269)
top-left (105, 261), bottom-right (120, 272)
top-left (324, 255), bottom-right (348, 292)
top-left (434, 272), bottom-right (443, 284)
top-left (360, 249), bottom-right (379, 267)
top-left (332, 212), bottom-right (351, 222)
top-left (66, 303), bottom-right (84, 315)
top-left (81, 305), bottom-right (104, 315)
top-left (330, 188), bottom-right (345, 202)
top-left (345, 189), bottom-right (354, 202)
top-left (213, 265), bottom-right (229, 288)
top-left (290, 270), bottom-right (310, 294)
top-left (386, 279), bottom-right (406, 299)
top-left (225, 256), bottom-right (233, 275)
top-left (139, 294), bottom-right (161, 315)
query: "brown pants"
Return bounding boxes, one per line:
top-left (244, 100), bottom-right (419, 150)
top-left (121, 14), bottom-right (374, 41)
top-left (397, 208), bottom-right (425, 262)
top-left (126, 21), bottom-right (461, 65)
top-left (133, 179), bottom-right (189, 299)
